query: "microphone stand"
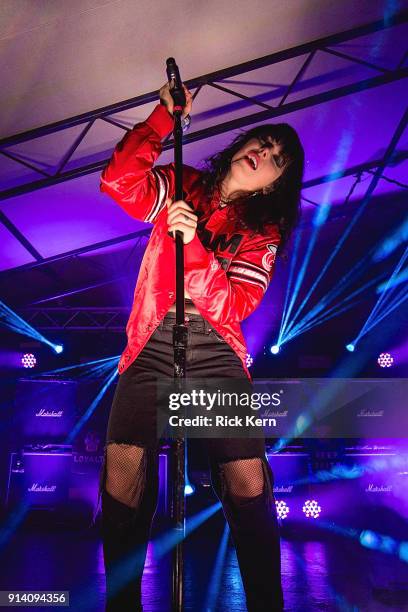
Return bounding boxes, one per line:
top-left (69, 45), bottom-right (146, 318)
top-left (166, 57), bottom-right (187, 612)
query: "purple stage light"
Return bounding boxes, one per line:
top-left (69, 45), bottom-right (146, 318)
top-left (302, 499), bottom-right (322, 519)
top-left (245, 353), bottom-right (253, 368)
top-left (275, 499), bottom-right (290, 519)
top-left (21, 353), bottom-right (37, 368)
top-left (377, 352), bottom-right (394, 367)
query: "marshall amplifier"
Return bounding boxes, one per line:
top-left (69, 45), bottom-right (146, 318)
top-left (343, 443), bottom-right (408, 517)
top-left (267, 448), bottom-right (311, 496)
top-left (24, 448), bottom-right (71, 507)
top-left (305, 442), bottom-right (408, 524)
top-left (6, 446), bottom-right (171, 524)
top-left (14, 379), bottom-right (77, 444)
top-left (6, 447), bottom-right (72, 510)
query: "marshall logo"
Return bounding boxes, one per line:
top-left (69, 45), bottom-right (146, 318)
top-left (35, 408), bottom-right (63, 417)
top-left (28, 483), bottom-right (57, 493)
top-left (262, 244), bottom-right (277, 272)
top-left (264, 409), bottom-right (288, 418)
top-left (273, 485), bottom-right (293, 493)
top-left (357, 409), bottom-right (384, 417)
top-left (365, 483), bottom-right (392, 493)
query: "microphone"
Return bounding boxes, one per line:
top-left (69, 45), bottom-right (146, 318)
top-left (166, 57), bottom-right (186, 112)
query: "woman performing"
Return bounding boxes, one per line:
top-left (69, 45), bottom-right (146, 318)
top-left (97, 80), bottom-right (304, 611)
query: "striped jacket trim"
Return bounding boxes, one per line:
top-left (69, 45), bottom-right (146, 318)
top-left (228, 261), bottom-right (270, 292)
top-left (145, 167), bottom-right (169, 223)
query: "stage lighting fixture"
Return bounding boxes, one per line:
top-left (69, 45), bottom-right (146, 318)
top-left (302, 499), bottom-right (321, 519)
top-left (184, 484), bottom-right (195, 496)
top-left (377, 352), bottom-right (394, 368)
top-left (346, 343), bottom-right (355, 352)
top-left (21, 353), bottom-right (37, 369)
top-left (53, 344), bottom-right (64, 354)
top-left (399, 542), bottom-right (408, 563)
top-left (359, 530), bottom-right (379, 549)
top-left (270, 345), bottom-right (280, 355)
top-left (245, 353), bottom-right (253, 368)
top-left (275, 499), bottom-right (290, 519)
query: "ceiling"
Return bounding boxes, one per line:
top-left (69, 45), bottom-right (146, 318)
top-left (0, 0), bottom-right (404, 136)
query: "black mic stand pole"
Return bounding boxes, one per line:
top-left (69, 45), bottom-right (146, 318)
top-left (166, 57), bottom-right (187, 612)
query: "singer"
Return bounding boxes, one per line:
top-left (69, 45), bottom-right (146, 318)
top-left (96, 79), bottom-right (304, 611)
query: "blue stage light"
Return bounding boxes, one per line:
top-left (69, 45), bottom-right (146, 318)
top-left (66, 367), bottom-right (118, 443)
top-left (54, 344), bottom-right (64, 354)
top-left (353, 247), bottom-right (408, 347)
top-left (399, 542), bottom-right (408, 563)
top-left (0, 301), bottom-right (65, 355)
top-left (376, 268), bottom-right (408, 293)
top-left (270, 344), bottom-right (280, 355)
top-left (359, 530), bottom-right (377, 548)
top-left (204, 522), bottom-right (230, 612)
top-left (346, 343), bottom-right (355, 352)
top-left (373, 218), bottom-right (408, 262)
top-left (184, 484), bottom-right (195, 496)
top-left (151, 502), bottom-right (222, 560)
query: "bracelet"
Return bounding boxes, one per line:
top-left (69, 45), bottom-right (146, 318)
top-left (181, 114), bottom-right (191, 133)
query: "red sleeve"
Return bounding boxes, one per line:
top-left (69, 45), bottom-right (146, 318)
top-left (184, 225), bottom-right (281, 324)
top-left (100, 104), bottom-right (176, 224)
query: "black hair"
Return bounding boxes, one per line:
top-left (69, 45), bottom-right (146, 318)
top-left (200, 123), bottom-right (305, 254)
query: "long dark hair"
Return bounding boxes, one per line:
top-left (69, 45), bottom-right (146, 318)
top-left (200, 123), bottom-right (305, 254)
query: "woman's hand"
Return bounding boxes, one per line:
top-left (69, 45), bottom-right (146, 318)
top-left (166, 198), bottom-right (197, 244)
top-left (159, 82), bottom-right (192, 118)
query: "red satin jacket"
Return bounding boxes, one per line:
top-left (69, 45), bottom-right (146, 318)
top-left (100, 104), bottom-right (281, 381)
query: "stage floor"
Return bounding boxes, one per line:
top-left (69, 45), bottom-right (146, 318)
top-left (0, 507), bottom-right (407, 612)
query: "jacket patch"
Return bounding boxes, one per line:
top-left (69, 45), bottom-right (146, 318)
top-left (262, 244), bottom-right (278, 272)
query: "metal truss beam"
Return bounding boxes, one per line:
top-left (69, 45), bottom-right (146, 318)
top-left (1, 69), bottom-right (406, 202)
top-left (303, 151), bottom-right (407, 188)
top-left (0, 228), bottom-right (151, 277)
top-left (1, 14), bottom-right (406, 149)
top-left (0, 13), bottom-right (406, 205)
top-left (1, 147), bottom-right (406, 281)
top-left (20, 306), bottom-right (130, 332)
top-left (356, 106), bottom-right (408, 209)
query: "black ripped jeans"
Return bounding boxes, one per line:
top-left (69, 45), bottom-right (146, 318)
top-left (96, 311), bottom-right (284, 612)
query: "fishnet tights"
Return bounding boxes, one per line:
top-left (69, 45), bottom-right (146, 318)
top-left (221, 457), bottom-right (265, 501)
top-left (105, 442), bottom-right (266, 510)
top-left (105, 442), bottom-right (146, 508)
